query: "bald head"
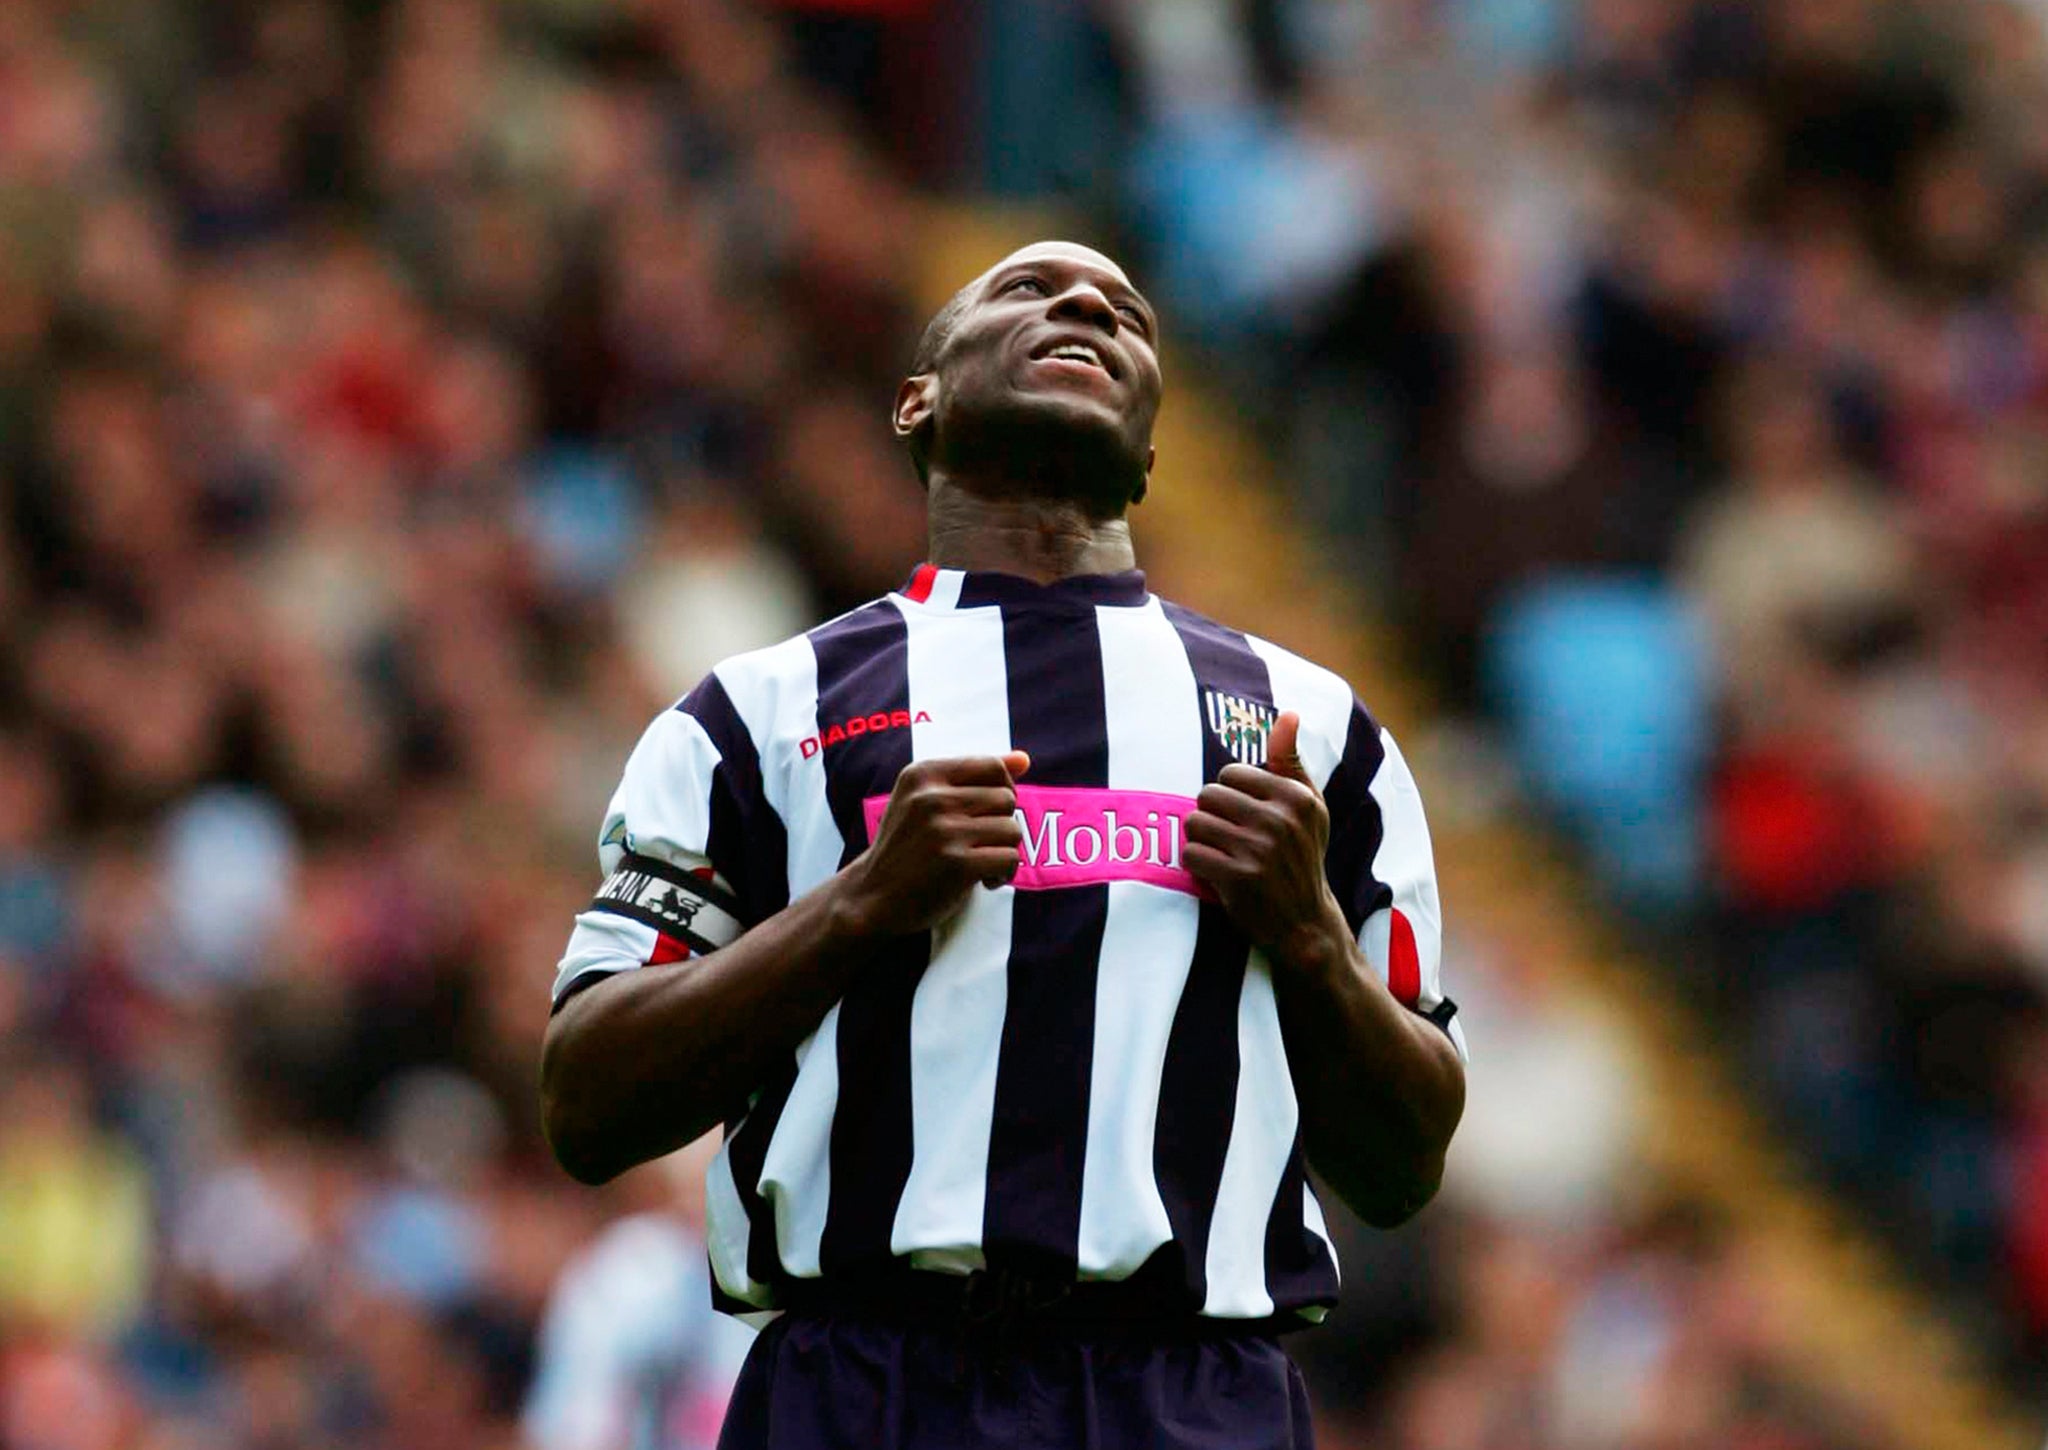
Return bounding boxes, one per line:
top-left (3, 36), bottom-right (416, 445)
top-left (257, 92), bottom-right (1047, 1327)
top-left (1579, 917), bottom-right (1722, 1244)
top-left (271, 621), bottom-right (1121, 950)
top-left (895, 241), bottom-right (1161, 511)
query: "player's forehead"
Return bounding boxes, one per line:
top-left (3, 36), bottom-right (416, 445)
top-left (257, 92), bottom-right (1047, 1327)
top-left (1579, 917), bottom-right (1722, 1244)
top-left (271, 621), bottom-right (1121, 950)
top-left (977, 241), bottom-right (1137, 294)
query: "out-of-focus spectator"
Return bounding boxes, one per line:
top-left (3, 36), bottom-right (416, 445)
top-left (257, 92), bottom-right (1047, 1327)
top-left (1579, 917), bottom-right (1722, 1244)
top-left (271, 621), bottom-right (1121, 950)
top-left (0, 1059), bottom-right (150, 1338)
top-left (0, 0), bottom-right (932, 1442)
top-left (523, 1134), bottom-right (753, 1450)
top-left (1442, 932), bottom-right (1644, 1238)
top-left (1679, 359), bottom-right (1918, 745)
top-left (0, 0), bottom-right (2039, 1443)
top-left (1092, 0), bottom-right (2048, 1416)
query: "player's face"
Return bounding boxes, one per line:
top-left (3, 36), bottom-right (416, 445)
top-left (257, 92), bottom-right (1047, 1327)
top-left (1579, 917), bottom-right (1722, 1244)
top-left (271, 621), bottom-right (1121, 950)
top-left (915, 243), bottom-right (1162, 504)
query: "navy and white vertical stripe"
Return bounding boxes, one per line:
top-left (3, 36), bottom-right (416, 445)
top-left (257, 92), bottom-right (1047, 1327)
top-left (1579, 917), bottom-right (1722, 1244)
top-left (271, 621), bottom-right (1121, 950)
top-left (554, 567), bottom-right (1464, 1325)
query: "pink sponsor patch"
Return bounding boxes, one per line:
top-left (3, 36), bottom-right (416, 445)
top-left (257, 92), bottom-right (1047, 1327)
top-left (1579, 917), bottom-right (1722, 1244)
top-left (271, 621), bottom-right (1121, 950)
top-left (862, 784), bottom-right (1208, 897)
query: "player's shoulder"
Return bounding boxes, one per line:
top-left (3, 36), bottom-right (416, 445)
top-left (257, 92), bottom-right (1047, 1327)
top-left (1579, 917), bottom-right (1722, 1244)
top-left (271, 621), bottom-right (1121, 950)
top-left (677, 593), bottom-right (905, 714)
top-left (1154, 594), bottom-right (1376, 730)
top-left (1253, 633), bottom-right (1369, 719)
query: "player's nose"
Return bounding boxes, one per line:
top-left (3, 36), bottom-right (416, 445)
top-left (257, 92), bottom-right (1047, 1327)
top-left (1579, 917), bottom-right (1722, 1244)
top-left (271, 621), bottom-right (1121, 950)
top-left (1047, 280), bottom-right (1119, 335)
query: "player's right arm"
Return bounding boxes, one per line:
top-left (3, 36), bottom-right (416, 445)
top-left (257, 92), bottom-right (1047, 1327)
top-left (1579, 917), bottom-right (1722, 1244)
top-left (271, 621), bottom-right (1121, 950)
top-left (539, 705), bottom-right (1026, 1187)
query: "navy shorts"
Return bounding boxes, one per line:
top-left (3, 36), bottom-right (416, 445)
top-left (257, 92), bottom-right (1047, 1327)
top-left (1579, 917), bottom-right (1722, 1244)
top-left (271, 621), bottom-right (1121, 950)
top-left (716, 1309), bottom-right (1316, 1450)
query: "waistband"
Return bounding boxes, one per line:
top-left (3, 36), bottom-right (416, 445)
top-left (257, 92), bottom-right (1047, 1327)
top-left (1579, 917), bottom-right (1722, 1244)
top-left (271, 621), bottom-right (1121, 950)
top-left (776, 1267), bottom-right (1307, 1340)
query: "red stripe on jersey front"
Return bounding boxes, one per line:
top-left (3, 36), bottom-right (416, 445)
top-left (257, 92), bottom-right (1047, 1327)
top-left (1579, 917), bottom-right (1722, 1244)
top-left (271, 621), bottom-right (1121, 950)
top-left (903, 564), bottom-right (938, 602)
top-left (1387, 908), bottom-right (1421, 1007)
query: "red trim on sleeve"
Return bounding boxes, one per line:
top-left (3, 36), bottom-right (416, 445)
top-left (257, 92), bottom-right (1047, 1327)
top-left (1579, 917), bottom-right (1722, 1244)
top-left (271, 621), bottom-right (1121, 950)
top-left (1387, 909), bottom-right (1422, 1008)
top-left (648, 933), bottom-right (693, 966)
top-left (903, 563), bottom-right (939, 603)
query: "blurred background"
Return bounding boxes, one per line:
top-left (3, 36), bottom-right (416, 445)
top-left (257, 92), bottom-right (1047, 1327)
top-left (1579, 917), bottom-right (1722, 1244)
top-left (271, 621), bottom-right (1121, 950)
top-left (1, 0), bottom-right (2046, 1447)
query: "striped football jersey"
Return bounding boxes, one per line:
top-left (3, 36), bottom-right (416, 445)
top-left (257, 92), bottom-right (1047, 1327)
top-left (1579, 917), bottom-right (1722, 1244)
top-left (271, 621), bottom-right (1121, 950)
top-left (554, 566), bottom-right (1465, 1324)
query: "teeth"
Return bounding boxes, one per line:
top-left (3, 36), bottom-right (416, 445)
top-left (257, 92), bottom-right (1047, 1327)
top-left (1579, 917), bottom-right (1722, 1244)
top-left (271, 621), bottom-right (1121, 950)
top-left (1049, 345), bottom-right (1102, 367)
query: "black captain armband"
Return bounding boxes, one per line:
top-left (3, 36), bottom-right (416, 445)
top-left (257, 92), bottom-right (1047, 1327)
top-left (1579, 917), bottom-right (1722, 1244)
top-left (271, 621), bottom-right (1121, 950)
top-left (588, 852), bottom-right (746, 957)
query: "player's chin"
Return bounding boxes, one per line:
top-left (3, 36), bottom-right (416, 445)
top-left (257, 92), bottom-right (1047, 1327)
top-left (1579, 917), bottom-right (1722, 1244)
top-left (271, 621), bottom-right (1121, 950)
top-left (1001, 386), bottom-right (1132, 439)
top-left (953, 394), bottom-right (1149, 501)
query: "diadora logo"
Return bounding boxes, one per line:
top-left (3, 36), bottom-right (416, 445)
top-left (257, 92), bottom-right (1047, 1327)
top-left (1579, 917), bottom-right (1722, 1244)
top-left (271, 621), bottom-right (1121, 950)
top-left (1204, 689), bottom-right (1275, 767)
top-left (864, 784), bottom-right (1207, 898)
top-left (799, 708), bottom-right (932, 759)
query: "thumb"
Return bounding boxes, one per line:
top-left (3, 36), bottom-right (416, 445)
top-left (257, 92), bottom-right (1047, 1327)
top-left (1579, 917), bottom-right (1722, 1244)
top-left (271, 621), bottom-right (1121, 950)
top-left (1264, 712), bottom-right (1311, 785)
top-left (1002, 749), bottom-right (1031, 781)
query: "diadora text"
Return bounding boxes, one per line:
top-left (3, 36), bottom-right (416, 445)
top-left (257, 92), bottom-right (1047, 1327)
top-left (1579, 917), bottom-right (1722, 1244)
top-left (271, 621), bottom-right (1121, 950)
top-left (799, 709), bottom-right (932, 758)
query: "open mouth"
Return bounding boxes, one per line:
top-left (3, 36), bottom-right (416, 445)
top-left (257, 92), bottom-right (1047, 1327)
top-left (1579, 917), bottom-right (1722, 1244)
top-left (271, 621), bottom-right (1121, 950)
top-left (1030, 337), bottom-right (1118, 378)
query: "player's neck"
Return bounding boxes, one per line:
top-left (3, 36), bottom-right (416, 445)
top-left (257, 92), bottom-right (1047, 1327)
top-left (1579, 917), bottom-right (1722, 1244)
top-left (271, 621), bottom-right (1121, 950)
top-left (925, 478), bottom-right (1137, 584)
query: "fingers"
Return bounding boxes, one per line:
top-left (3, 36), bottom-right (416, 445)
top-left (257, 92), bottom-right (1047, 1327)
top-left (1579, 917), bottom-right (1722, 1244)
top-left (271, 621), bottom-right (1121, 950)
top-left (853, 756), bottom-right (1034, 935)
top-left (1263, 711), bottom-right (1311, 785)
top-left (1182, 840), bottom-right (1252, 886)
top-left (943, 814), bottom-right (1022, 882)
top-left (1213, 762), bottom-right (1312, 802)
top-left (966, 846), bottom-right (1024, 887)
top-left (1185, 782), bottom-right (1324, 893)
top-left (1198, 778), bottom-right (1325, 848)
top-left (1196, 779), bottom-right (1270, 824)
top-left (924, 786), bottom-right (1020, 819)
top-left (902, 755), bottom-right (1028, 789)
top-left (883, 785), bottom-right (1018, 844)
top-left (1184, 808), bottom-right (1260, 856)
top-left (953, 814), bottom-right (1024, 848)
top-left (957, 834), bottom-right (1023, 886)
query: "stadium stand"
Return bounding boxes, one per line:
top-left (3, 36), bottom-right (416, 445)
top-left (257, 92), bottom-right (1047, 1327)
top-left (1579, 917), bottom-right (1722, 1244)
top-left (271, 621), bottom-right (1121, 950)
top-left (0, 2), bottom-right (2043, 1447)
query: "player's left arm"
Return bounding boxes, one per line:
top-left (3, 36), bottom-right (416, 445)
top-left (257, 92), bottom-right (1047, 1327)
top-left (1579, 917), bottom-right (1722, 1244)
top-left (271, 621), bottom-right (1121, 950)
top-left (1184, 709), bottom-right (1465, 1228)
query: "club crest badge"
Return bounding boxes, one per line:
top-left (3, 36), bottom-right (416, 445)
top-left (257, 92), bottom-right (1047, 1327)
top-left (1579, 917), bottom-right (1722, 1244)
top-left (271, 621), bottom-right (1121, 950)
top-left (1204, 689), bottom-right (1275, 767)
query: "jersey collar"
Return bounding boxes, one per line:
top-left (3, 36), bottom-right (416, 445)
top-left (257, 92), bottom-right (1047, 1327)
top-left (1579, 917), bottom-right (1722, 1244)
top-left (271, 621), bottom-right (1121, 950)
top-left (899, 564), bottom-right (1151, 611)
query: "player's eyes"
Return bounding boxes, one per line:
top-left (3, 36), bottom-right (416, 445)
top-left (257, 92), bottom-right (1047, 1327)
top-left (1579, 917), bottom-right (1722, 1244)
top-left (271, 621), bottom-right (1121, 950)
top-left (1005, 276), bottom-right (1047, 296)
top-left (1116, 304), bottom-right (1148, 330)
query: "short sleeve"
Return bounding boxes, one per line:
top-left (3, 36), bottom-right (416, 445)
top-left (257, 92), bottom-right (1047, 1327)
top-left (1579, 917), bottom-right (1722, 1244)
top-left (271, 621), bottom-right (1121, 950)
top-left (1320, 700), bottom-right (1467, 1061)
top-left (552, 674), bottom-right (789, 1009)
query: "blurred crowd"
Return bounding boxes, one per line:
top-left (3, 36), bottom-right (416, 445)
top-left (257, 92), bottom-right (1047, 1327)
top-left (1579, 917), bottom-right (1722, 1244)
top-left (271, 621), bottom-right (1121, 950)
top-left (1077, 0), bottom-right (2048, 1424)
top-left (0, 0), bottom-right (926, 1445)
top-left (0, 0), bottom-right (2041, 1448)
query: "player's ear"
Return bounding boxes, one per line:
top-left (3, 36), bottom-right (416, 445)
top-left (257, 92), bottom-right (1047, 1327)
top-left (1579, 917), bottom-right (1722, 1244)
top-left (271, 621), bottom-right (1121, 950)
top-left (893, 374), bottom-right (936, 440)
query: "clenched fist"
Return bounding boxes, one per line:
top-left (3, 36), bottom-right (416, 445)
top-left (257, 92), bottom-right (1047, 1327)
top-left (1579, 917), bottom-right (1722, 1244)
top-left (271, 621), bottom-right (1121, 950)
top-left (1183, 712), bottom-right (1348, 962)
top-left (838, 752), bottom-right (1031, 937)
